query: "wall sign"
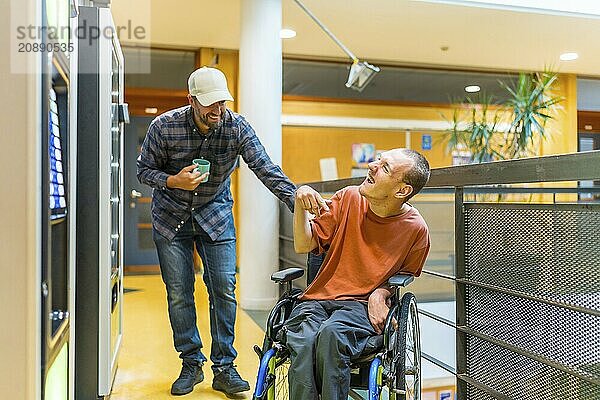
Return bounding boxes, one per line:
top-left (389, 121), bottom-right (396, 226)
top-left (422, 134), bottom-right (432, 150)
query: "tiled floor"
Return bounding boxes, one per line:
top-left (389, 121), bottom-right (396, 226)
top-left (110, 275), bottom-right (267, 400)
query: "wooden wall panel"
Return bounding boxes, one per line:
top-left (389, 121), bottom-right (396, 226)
top-left (283, 98), bottom-right (455, 120)
top-left (282, 127), bottom-right (451, 184)
top-left (281, 98), bottom-right (454, 184)
top-left (578, 110), bottom-right (600, 133)
top-left (125, 87), bottom-right (188, 116)
top-left (541, 73), bottom-right (578, 156)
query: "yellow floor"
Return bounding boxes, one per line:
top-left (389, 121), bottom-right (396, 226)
top-left (110, 274), bottom-right (266, 400)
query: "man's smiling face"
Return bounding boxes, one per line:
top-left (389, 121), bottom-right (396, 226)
top-left (189, 96), bottom-right (226, 130)
top-left (359, 149), bottom-right (414, 201)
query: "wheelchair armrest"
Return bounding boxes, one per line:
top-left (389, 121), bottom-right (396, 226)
top-left (388, 273), bottom-right (414, 287)
top-left (271, 267), bottom-right (305, 283)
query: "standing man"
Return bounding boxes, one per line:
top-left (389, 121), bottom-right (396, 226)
top-left (137, 66), bottom-right (325, 396)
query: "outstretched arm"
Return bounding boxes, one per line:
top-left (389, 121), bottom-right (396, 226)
top-left (293, 185), bottom-right (329, 253)
top-left (239, 119), bottom-right (297, 211)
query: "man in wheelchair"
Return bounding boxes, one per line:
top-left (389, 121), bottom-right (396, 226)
top-left (255, 148), bottom-right (430, 400)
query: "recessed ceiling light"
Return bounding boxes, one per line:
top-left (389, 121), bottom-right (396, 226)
top-left (560, 52), bottom-right (578, 61)
top-left (465, 85), bottom-right (481, 93)
top-left (145, 107), bottom-right (158, 114)
top-left (280, 28), bottom-right (296, 39)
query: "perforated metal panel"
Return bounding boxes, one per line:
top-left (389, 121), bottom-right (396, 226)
top-left (466, 383), bottom-right (498, 400)
top-left (461, 204), bottom-right (600, 399)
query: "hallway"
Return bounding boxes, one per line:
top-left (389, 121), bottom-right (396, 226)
top-left (110, 275), bottom-right (265, 399)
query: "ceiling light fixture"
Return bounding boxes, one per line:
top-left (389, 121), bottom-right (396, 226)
top-left (465, 85), bottom-right (481, 93)
top-left (559, 52), bottom-right (578, 61)
top-left (293, 0), bottom-right (380, 92)
top-left (280, 28), bottom-right (297, 39)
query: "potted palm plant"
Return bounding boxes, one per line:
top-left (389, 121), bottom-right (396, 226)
top-left (444, 70), bottom-right (564, 163)
top-left (446, 92), bottom-right (505, 163)
top-left (501, 71), bottom-right (564, 158)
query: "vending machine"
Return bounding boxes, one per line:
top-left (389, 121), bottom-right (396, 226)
top-left (76, 5), bottom-right (128, 399)
top-left (40, 1), bottom-right (78, 399)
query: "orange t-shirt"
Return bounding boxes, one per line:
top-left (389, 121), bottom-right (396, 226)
top-left (301, 186), bottom-right (430, 302)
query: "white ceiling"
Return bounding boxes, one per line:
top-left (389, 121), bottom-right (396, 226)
top-left (111, 0), bottom-right (600, 76)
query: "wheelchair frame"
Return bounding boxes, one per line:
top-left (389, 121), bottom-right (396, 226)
top-left (252, 267), bottom-right (421, 400)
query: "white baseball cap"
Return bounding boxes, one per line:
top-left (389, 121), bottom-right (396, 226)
top-left (188, 67), bottom-right (234, 106)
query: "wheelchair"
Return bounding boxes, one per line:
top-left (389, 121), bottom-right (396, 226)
top-left (252, 254), bottom-right (422, 400)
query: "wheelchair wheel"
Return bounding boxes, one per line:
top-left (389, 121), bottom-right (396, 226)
top-left (395, 293), bottom-right (421, 400)
top-left (384, 292), bottom-right (421, 400)
top-left (253, 348), bottom-right (290, 400)
top-left (269, 356), bottom-right (290, 400)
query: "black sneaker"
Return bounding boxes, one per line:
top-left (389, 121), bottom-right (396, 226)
top-left (171, 361), bottom-right (204, 395)
top-left (212, 366), bottom-right (250, 395)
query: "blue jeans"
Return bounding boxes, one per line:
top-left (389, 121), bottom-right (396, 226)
top-left (153, 214), bottom-right (238, 373)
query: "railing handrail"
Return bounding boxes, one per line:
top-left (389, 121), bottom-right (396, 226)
top-left (303, 150), bottom-right (600, 193)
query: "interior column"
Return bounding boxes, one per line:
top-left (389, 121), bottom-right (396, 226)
top-left (238, 0), bottom-right (283, 310)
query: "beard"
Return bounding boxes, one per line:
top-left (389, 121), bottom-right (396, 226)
top-left (199, 113), bottom-right (221, 129)
top-left (192, 105), bottom-right (222, 130)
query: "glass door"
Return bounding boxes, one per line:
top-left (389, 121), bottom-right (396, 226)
top-left (124, 116), bottom-right (159, 268)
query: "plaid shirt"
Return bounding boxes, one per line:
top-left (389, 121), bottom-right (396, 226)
top-left (137, 106), bottom-right (296, 241)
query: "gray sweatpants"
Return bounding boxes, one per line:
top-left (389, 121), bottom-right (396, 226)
top-left (284, 300), bottom-right (377, 400)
